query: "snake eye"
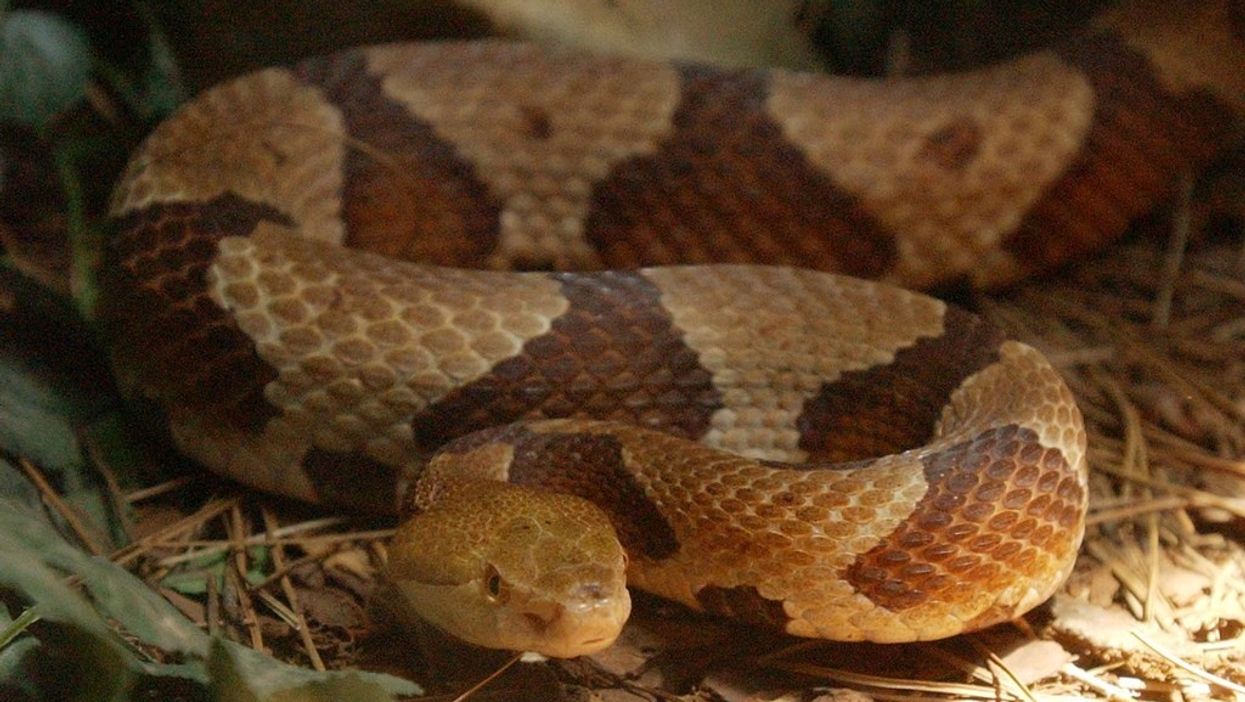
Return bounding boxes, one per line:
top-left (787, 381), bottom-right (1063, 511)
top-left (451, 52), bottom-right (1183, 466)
top-left (484, 564), bottom-right (508, 604)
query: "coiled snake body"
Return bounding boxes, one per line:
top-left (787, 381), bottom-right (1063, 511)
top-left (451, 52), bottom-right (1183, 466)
top-left (102, 1), bottom-right (1243, 656)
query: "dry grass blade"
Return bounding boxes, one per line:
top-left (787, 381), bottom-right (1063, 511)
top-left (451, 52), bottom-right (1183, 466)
top-left (260, 507), bottom-right (326, 671)
top-left (984, 236), bottom-right (1245, 695)
top-left (110, 495), bottom-right (241, 566)
top-left (758, 658), bottom-right (1027, 699)
top-left (1151, 172), bottom-right (1193, 328)
top-left (17, 457), bottom-right (108, 556)
top-left (227, 504), bottom-right (265, 652)
top-left (124, 476), bottom-right (194, 503)
top-left (1131, 631), bottom-right (1245, 695)
top-left (1059, 663), bottom-right (1134, 701)
top-left (448, 651), bottom-right (523, 702)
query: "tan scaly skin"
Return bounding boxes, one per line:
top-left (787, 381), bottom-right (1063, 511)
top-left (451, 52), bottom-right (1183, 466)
top-left (100, 1), bottom-right (1242, 658)
top-left (388, 332), bottom-right (1087, 656)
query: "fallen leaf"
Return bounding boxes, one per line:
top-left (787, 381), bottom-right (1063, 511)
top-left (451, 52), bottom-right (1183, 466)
top-left (998, 639), bottom-right (1073, 685)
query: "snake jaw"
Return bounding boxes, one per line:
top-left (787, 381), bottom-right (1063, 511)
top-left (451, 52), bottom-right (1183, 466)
top-left (504, 582), bottom-right (632, 658)
top-left (389, 576), bottom-right (630, 658)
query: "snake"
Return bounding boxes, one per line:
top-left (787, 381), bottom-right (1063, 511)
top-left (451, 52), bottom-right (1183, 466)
top-left (99, 1), bottom-right (1243, 658)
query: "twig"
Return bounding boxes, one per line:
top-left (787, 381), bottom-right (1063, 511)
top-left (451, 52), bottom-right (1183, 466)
top-left (79, 427), bottom-right (135, 542)
top-left (206, 572), bottom-right (220, 638)
top-left (450, 651), bottom-right (523, 702)
top-left (17, 458), bottom-right (107, 556)
top-left (260, 507), bottom-right (325, 671)
top-left (250, 546), bottom-right (343, 592)
top-left (1131, 631), bottom-right (1245, 695)
top-left (1086, 495), bottom-right (1193, 526)
top-left (125, 476), bottom-right (194, 503)
top-left (227, 505), bottom-right (265, 653)
top-left (1152, 170), bottom-right (1193, 328)
top-left (758, 658), bottom-right (1027, 699)
top-left (1059, 663), bottom-right (1136, 701)
top-left (110, 495), bottom-right (240, 566)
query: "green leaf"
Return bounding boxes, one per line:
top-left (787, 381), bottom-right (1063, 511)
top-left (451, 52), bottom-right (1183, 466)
top-left (211, 640), bottom-right (399, 702)
top-left (0, 333), bottom-right (91, 478)
top-left (0, 604), bottom-right (43, 700)
top-left (0, 10), bottom-right (93, 127)
top-left (137, 4), bottom-right (187, 117)
top-left (90, 2), bottom-right (187, 123)
top-left (0, 268), bottom-right (131, 549)
top-left (0, 603), bottom-right (41, 651)
top-left (161, 547), bottom-right (271, 595)
top-left (0, 458), bottom-right (42, 512)
top-left (0, 531), bottom-right (138, 702)
top-left (0, 498), bottom-right (421, 699)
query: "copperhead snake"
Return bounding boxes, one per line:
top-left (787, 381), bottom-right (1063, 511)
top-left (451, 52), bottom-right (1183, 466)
top-left (99, 1), bottom-right (1243, 657)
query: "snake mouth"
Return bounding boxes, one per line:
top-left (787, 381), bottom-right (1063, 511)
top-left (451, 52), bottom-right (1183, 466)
top-left (508, 586), bottom-right (631, 658)
top-left (577, 636), bottom-right (611, 649)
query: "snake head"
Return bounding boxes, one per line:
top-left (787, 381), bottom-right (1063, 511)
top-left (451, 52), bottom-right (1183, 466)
top-left (386, 481), bottom-right (631, 658)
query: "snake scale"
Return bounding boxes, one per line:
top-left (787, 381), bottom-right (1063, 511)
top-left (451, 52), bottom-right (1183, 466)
top-left (100, 1), bottom-right (1244, 657)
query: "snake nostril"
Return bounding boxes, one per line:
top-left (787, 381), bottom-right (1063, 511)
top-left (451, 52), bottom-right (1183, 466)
top-left (521, 601), bottom-right (562, 632)
top-left (523, 610), bottom-right (557, 633)
top-left (578, 583), bottom-right (604, 601)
